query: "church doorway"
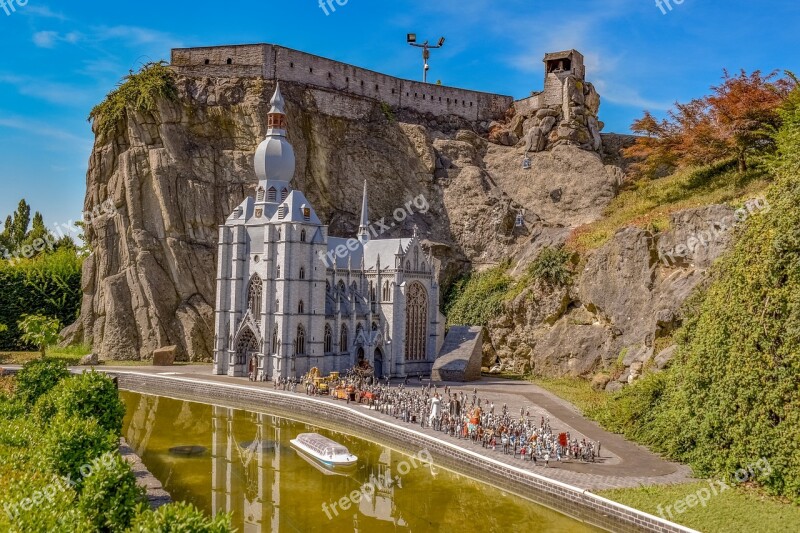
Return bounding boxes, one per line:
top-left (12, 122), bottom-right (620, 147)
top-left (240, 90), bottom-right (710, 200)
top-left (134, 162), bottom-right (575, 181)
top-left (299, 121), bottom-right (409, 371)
top-left (374, 347), bottom-right (384, 377)
top-left (357, 347), bottom-right (365, 362)
top-left (236, 329), bottom-right (259, 365)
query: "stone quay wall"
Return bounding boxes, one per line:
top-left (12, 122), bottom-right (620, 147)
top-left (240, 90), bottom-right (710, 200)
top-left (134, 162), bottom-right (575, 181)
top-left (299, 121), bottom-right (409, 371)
top-left (170, 44), bottom-right (514, 122)
top-left (113, 371), bottom-right (698, 533)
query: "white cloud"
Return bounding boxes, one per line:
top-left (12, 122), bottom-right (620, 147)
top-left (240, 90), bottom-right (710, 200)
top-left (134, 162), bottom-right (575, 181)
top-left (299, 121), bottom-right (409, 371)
top-left (0, 74), bottom-right (92, 106)
top-left (91, 25), bottom-right (183, 52)
top-left (32, 30), bottom-right (83, 48)
top-left (0, 116), bottom-right (90, 147)
top-left (24, 5), bottom-right (69, 20)
top-left (33, 31), bottom-right (59, 48)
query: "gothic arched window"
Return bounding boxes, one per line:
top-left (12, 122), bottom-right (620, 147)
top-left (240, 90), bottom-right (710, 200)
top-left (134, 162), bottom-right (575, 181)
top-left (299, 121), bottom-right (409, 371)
top-left (406, 261), bottom-right (411, 271)
top-left (281, 188), bottom-right (289, 201)
top-left (276, 266), bottom-right (281, 278)
top-left (299, 267), bottom-right (306, 280)
top-left (300, 229), bottom-right (306, 242)
top-left (383, 281), bottom-right (391, 302)
top-left (267, 187), bottom-right (277, 202)
top-left (256, 187), bottom-right (265, 202)
top-left (370, 282), bottom-right (376, 303)
top-left (340, 324), bottom-right (348, 351)
top-left (295, 324), bottom-right (305, 355)
top-left (356, 323), bottom-right (364, 339)
top-left (338, 280), bottom-right (346, 293)
top-left (324, 323), bottom-right (332, 353)
top-left (298, 300), bottom-right (305, 314)
top-left (272, 324), bottom-right (279, 354)
top-left (248, 274), bottom-right (263, 316)
top-left (404, 282), bottom-right (428, 361)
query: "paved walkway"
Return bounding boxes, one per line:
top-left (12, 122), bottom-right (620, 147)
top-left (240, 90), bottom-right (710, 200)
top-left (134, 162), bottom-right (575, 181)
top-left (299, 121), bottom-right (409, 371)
top-left (93, 364), bottom-right (693, 492)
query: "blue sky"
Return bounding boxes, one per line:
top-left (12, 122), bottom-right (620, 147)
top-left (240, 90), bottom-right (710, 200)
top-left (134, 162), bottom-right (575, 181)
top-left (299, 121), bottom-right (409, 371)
top-left (0, 0), bottom-right (798, 230)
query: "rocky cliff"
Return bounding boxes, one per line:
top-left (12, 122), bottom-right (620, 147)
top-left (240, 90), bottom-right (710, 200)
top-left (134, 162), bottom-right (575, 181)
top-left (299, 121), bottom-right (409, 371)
top-left (66, 72), bottom-right (623, 361)
top-left (486, 204), bottom-right (737, 389)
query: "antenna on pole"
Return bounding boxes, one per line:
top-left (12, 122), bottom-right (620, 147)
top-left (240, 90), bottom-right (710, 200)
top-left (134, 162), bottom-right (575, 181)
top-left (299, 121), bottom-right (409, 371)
top-left (407, 34), bottom-right (446, 83)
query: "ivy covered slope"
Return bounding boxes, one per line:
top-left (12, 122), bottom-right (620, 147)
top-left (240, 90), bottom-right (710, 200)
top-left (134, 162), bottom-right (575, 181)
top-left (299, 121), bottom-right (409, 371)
top-left (597, 87), bottom-right (800, 501)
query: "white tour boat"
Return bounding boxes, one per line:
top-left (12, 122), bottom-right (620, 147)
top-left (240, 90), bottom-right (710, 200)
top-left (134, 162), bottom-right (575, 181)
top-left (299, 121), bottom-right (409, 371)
top-left (290, 433), bottom-right (358, 467)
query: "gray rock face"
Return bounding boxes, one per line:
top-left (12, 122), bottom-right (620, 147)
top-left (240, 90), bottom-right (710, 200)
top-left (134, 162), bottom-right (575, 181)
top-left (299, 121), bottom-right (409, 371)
top-left (68, 74), bottom-right (622, 361)
top-left (79, 353), bottom-right (99, 366)
top-left (488, 204), bottom-right (738, 382)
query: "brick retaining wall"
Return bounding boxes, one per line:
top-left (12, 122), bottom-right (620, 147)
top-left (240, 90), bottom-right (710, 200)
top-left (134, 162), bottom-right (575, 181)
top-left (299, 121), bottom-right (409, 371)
top-left (112, 371), bottom-right (698, 533)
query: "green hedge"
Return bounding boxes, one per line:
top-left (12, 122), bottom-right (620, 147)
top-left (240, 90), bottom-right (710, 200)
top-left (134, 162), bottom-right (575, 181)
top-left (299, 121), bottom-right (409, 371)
top-left (0, 249), bottom-right (82, 350)
top-left (0, 360), bottom-right (233, 531)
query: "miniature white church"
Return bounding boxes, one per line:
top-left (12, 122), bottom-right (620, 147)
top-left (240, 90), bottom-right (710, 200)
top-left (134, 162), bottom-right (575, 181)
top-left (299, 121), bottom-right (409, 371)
top-left (213, 85), bottom-right (445, 380)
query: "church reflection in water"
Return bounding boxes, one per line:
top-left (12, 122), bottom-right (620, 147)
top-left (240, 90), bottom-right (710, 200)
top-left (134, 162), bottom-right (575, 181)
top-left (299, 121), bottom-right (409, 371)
top-left (123, 392), bottom-right (417, 531)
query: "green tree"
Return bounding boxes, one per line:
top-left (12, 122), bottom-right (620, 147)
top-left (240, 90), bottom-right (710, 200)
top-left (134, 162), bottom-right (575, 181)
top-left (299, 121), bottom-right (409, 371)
top-left (5, 199), bottom-right (31, 248)
top-left (22, 211), bottom-right (54, 252)
top-left (17, 314), bottom-right (61, 357)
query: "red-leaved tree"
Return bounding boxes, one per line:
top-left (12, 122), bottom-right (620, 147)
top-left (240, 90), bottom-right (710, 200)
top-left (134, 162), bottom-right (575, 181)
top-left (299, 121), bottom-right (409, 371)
top-left (625, 70), bottom-right (796, 178)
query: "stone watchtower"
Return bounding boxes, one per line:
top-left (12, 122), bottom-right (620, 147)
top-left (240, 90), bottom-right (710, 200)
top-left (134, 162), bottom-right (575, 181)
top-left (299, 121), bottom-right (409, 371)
top-left (542, 50), bottom-right (586, 106)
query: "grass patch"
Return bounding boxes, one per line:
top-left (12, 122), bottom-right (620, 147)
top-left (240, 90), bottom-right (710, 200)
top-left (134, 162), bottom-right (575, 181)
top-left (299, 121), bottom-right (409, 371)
top-left (598, 482), bottom-right (800, 533)
top-left (567, 160), bottom-right (771, 253)
top-left (528, 376), bottom-right (611, 416)
top-left (0, 348), bottom-right (86, 366)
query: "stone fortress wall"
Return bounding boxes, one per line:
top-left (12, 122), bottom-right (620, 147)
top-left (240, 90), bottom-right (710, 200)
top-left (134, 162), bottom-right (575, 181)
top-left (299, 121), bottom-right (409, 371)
top-left (171, 43), bottom-right (514, 122)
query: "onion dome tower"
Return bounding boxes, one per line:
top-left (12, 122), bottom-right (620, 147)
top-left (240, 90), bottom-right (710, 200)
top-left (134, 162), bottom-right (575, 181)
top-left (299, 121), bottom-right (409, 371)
top-left (254, 83), bottom-right (295, 206)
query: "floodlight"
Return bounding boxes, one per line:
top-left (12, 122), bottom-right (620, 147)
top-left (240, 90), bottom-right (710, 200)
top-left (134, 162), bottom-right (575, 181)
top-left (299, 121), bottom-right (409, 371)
top-left (407, 33), bottom-right (417, 43)
top-left (438, 37), bottom-right (446, 47)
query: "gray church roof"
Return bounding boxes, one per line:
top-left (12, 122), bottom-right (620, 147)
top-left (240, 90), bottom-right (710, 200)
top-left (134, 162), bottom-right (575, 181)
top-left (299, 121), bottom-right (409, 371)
top-left (325, 237), bottom-right (410, 271)
top-left (269, 190), bottom-right (323, 225)
top-left (363, 239), bottom-right (411, 270)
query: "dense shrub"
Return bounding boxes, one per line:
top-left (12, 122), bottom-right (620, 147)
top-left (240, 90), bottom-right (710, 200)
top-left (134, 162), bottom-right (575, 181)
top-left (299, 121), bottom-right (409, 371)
top-left (78, 453), bottom-right (147, 532)
top-left (14, 358), bottom-right (70, 406)
top-left (0, 468), bottom-right (91, 533)
top-left (526, 246), bottom-right (573, 287)
top-left (41, 370), bottom-right (126, 434)
top-left (444, 264), bottom-right (511, 326)
top-left (39, 415), bottom-right (118, 485)
top-left (89, 61), bottom-right (177, 138)
top-left (0, 248), bottom-right (82, 350)
top-left (129, 501), bottom-right (232, 533)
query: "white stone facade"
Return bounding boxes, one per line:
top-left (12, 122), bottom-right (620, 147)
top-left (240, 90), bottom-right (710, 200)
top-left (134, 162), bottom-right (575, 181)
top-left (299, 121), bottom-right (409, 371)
top-left (214, 85), bottom-right (445, 379)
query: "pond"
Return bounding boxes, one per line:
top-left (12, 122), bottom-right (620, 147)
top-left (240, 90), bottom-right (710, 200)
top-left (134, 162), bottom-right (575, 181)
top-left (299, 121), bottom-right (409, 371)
top-left (121, 391), bottom-right (601, 532)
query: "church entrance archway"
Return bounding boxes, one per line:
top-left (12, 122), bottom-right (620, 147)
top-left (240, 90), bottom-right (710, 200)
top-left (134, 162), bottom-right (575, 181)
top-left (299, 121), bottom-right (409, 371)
top-left (235, 328), bottom-right (259, 368)
top-left (374, 347), bottom-right (384, 377)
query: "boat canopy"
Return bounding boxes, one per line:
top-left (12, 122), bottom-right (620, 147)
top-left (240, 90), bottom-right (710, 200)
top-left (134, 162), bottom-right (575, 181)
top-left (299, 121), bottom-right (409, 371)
top-left (296, 433), bottom-right (350, 457)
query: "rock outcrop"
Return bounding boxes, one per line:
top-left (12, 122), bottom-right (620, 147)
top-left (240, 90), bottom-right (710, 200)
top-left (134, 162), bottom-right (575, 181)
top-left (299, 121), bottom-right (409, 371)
top-left (487, 204), bottom-right (737, 387)
top-left (66, 72), bottom-right (623, 361)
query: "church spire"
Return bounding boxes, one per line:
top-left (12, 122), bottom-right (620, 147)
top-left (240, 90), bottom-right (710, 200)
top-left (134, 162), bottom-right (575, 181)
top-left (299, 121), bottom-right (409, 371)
top-left (357, 180), bottom-right (370, 244)
top-left (254, 83), bottom-right (295, 188)
top-left (267, 82), bottom-right (287, 134)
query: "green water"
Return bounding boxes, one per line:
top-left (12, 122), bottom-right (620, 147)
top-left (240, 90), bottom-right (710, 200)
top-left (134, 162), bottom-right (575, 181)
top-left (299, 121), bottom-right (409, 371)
top-left (121, 391), bottom-right (600, 532)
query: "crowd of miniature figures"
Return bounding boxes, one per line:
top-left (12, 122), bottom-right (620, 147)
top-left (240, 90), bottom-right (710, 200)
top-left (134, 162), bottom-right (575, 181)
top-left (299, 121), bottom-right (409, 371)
top-left (263, 370), bottom-right (600, 467)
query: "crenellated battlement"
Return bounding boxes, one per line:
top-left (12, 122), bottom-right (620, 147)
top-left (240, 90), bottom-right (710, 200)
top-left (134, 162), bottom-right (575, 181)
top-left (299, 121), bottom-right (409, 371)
top-left (170, 43), bottom-right (514, 122)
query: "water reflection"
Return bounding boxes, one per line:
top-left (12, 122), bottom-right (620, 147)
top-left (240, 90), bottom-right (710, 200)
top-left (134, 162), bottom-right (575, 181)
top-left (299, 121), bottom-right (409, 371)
top-left (122, 391), bottom-right (599, 532)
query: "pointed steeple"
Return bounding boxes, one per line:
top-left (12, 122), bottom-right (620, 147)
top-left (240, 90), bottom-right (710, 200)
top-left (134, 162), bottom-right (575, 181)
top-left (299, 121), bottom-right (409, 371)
top-left (254, 83), bottom-right (295, 188)
top-left (267, 82), bottom-right (287, 134)
top-left (357, 180), bottom-right (370, 244)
